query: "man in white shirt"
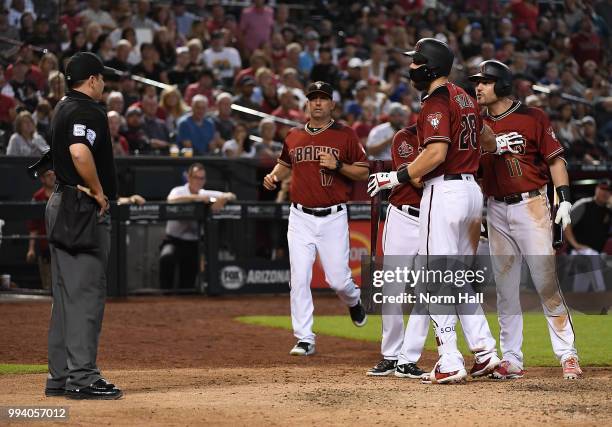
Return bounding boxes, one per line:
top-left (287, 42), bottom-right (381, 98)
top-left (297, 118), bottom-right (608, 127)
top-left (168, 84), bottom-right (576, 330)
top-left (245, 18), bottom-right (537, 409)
top-left (202, 30), bottom-right (242, 87)
top-left (365, 103), bottom-right (408, 160)
top-left (159, 163), bottom-right (236, 290)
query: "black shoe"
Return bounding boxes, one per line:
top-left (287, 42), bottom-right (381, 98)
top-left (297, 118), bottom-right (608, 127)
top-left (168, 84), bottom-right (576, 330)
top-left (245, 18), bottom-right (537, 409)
top-left (395, 363), bottom-right (426, 379)
top-left (44, 387), bottom-right (65, 397)
top-left (94, 378), bottom-right (115, 389)
top-left (366, 359), bottom-right (397, 376)
top-left (349, 300), bottom-right (367, 327)
top-left (66, 383), bottom-right (123, 400)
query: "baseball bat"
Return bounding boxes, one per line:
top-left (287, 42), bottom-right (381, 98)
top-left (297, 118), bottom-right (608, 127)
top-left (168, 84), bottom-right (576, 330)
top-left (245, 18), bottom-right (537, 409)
top-left (552, 187), bottom-right (563, 248)
top-left (370, 160), bottom-right (384, 260)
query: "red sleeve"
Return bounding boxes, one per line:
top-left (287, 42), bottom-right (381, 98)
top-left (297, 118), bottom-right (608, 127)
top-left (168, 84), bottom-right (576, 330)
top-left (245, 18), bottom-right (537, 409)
top-left (535, 109), bottom-right (564, 160)
top-left (420, 97), bottom-right (452, 147)
top-left (278, 129), bottom-right (292, 167)
top-left (345, 126), bottom-right (369, 167)
top-left (391, 127), bottom-right (419, 169)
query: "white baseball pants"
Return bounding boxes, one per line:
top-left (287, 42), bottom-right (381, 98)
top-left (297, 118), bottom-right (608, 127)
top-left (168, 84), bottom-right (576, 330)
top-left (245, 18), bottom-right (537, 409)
top-left (287, 205), bottom-right (361, 344)
top-left (487, 192), bottom-right (577, 368)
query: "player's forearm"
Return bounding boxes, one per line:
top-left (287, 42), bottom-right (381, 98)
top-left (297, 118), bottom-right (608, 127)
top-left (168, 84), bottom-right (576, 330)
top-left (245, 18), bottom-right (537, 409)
top-left (28, 231), bottom-right (37, 252)
top-left (339, 164), bottom-right (369, 181)
top-left (69, 145), bottom-right (104, 196)
top-left (271, 163), bottom-right (292, 180)
top-left (402, 143), bottom-right (447, 182)
top-left (563, 224), bottom-right (582, 248)
top-left (549, 157), bottom-right (569, 188)
top-left (481, 124), bottom-right (497, 153)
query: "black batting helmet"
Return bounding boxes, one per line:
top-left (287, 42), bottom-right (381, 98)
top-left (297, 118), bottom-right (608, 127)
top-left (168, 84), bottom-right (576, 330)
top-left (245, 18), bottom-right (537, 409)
top-left (403, 38), bottom-right (454, 79)
top-left (469, 60), bottom-right (513, 97)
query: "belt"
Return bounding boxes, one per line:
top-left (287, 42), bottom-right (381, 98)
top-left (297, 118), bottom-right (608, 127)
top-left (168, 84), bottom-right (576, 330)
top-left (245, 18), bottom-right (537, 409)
top-left (393, 204), bottom-right (420, 218)
top-left (494, 190), bottom-right (541, 205)
top-left (444, 174), bottom-right (474, 181)
top-left (292, 202), bottom-right (344, 217)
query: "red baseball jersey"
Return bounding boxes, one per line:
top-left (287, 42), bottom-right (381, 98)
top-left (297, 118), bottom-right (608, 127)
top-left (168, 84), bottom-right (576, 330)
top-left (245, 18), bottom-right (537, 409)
top-left (417, 82), bottom-right (483, 181)
top-left (480, 101), bottom-right (564, 198)
top-left (389, 125), bottom-right (422, 207)
top-left (278, 120), bottom-right (369, 208)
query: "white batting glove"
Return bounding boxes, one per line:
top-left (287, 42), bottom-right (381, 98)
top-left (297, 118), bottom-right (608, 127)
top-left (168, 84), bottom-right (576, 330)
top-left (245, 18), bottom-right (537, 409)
top-left (367, 172), bottom-right (399, 197)
top-left (495, 132), bottom-right (524, 155)
top-left (554, 201), bottom-right (572, 230)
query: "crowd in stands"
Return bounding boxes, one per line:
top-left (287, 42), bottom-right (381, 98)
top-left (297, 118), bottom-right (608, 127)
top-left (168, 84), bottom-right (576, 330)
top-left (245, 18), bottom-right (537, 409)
top-left (0, 0), bottom-right (610, 165)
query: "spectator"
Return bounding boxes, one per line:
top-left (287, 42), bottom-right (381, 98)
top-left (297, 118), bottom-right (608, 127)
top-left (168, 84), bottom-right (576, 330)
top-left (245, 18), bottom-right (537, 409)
top-left (121, 28), bottom-right (142, 66)
top-left (254, 118), bottom-right (282, 159)
top-left (45, 71), bottom-right (65, 109)
top-left (310, 46), bottom-right (339, 85)
top-left (212, 92), bottom-right (236, 141)
top-left (234, 50), bottom-right (268, 88)
top-left (8, 57), bottom-right (38, 111)
top-left (59, 0), bottom-right (82, 36)
top-left (79, 0), bottom-right (116, 31)
top-left (120, 106), bottom-right (150, 154)
top-left (141, 93), bottom-right (171, 152)
top-left (172, 0), bottom-right (197, 37)
top-left (232, 75), bottom-right (261, 125)
top-left (167, 46), bottom-right (195, 92)
top-left (272, 89), bottom-right (306, 140)
top-left (132, 0), bottom-right (158, 33)
top-left (106, 90), bottom-right (125, 115)
top-left (366, 102), bottom-right (408, 160)
top-left (104, 39), bottom-right (132, 77)
top-left (222, 122), bottom-right (255, 158)
top-left (238, 0), bottom-right (274, 56)
top-left (6, 110), bottom-right (48, 155)
top-left (32, 99), bottom-right (51, 142)
top-left (159, 163), bottom-right (235, 290)
top-left (298, 30), bottom-right (319, 76)
top-left (26, 169), bottom-right (55, 290)
top-left (539, 62), bottom-right (561, 86)
top-left (35, 53), bottom-right (58, 92)
top-left (555, 103), bottom-right (580, 148)
top-left (184, 68), bottom-right (217, 107)
top-left (203, 29), bottom-right (242, 88)
top-left (153, 26), bottom-right (177, 69)
top-left (0, 8), bottom-right (18, 52)
top-left (84, 21), bottom-right (103, 50)
top-left (60, 29), bottom-right (87, 66)
top-left (0, 84), bottom-right (16, 135)
top-left (176, 94), bottom-right (221, 155)
top-left (572, 116), bottom-right (609, 164)
top-left (131, 43), bottom-right (169, 85)
top-left (9, 0), bottom-right (32, 29)
top-left (363, 42), bottom-right (388, 82)
top-left (107, 110), bottom-right (129, 156)
top-left (570, 17), bottom-right (603, 66)
top-left (159, 86), bottom-right (190, 134)
top-left (352, 101), bottom-right (378, 147)
top-left (91, 32), bottom-right (114, 62)
top-left (186, 37), bottom-right (205, 69)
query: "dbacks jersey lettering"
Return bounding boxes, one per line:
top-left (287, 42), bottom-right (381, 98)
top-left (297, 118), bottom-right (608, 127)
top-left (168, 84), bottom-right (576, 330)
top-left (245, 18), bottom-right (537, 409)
top-left (418, 83), bottom-right (483, 181)
top-left (480, 101), bottom-right (564, 198)
top-left (278, 120), bottom-right (369, 207)
top-left (389, 125), bottom-right (422, 207)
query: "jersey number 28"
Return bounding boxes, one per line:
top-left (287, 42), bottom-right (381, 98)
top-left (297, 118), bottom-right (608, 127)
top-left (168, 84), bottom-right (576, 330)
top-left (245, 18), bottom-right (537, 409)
top-left (459, 113), bottom-right (478, 150)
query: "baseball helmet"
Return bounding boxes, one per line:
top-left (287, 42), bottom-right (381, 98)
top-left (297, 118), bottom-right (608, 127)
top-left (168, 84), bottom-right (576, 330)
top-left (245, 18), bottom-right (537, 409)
top-left (403, 38), bottom-right (454, 79)
top-left (469, 60), bottom-right (513, 97)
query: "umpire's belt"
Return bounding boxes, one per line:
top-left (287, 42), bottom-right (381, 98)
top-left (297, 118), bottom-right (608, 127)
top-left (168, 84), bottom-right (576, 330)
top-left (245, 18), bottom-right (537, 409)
top-left (292, 203), bottom-right (344, 217)
top-left (393, 204), bottom-right (420, 218)
top-left (494, 189), bottom-right (541, 205)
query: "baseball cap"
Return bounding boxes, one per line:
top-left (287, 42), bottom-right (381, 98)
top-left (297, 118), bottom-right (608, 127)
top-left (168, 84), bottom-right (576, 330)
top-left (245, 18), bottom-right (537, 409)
top-left (65, 52), bottom-right (117, 84)
top-left (597, 179), bottom-right (610, 190)
top-left (388, 102), bottom-right (407, 116)
top-left (125, 106), bottom-right (142, 117)
top-left (354, 80), bottom-right (368, 91)
top-left (305, 81), bottom-right (333, 99)
top-left (348, 57), bottom-right (363, 68)
top-left (239, 75), bottom-right (255, 86)
top-left (581, 116), bottom-right (595, 125)
top-left (305, 30), bottom-right (319, 41)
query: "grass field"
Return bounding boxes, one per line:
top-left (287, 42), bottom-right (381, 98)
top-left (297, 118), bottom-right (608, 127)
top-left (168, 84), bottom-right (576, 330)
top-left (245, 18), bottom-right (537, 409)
top-left (237, 313), bottom-right (612, 366)
top-left (0, 364), bottom-right (48, 375)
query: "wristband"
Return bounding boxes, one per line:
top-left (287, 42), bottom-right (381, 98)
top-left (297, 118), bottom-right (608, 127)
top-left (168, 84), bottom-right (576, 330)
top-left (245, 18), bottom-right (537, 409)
top-left (396, 165), bottom-right (411, 184)
top-left (336, 160), bottom-right (343, 171)
top-left (556, 185), bottom-right (571, 203)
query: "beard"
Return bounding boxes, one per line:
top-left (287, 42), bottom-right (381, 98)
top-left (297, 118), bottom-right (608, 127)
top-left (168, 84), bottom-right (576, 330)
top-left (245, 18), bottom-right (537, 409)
top-left (409, 66), bottom-right (433, 92)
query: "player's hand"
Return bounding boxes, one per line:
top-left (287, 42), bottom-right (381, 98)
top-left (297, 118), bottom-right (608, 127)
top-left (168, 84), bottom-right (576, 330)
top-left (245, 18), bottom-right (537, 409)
top-left (26, 248), bottom-right (36, 264)
top-left (318, 152), bottom-right (338, 170)
top-left (554, 201), bottom-right (572, 230)
top-left (367, 172), bottom-right (399, 197)
top-left (495, 132), bottom-right (524, 155)
top-left (263, 173), bottom-right (279, 190)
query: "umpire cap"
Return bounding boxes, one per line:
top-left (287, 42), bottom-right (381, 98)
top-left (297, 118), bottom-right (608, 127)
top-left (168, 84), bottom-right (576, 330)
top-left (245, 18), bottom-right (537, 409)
top-left (469, 60), bottom-right (513, 97)
top-left (403, 38), bottom-right (454, 78)
top-left (65, 52), bottom-right (118, 85)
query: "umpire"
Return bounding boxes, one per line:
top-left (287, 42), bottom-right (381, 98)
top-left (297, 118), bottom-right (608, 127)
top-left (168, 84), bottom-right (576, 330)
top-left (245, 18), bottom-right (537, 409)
top-left (44, 52), bottom-right (122, 400)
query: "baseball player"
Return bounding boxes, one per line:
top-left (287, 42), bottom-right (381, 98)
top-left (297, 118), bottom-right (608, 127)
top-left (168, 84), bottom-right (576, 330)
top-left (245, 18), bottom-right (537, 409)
top-left (470, 60), bottom-right (582, 379)
top-left (368, 39), bottom-right (516, 384)
top-left (263, 81), bottom-right (369, 356)
top-left (366, 124), bottom-right (429, 378)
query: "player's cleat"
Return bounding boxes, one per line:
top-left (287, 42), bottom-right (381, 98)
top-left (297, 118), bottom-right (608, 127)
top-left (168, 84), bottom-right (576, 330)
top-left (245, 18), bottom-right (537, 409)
top-left (289, 341), bottom-right (315, 356)
top-left (562, 356), bottom-right (583, 379)
top-left (490, 360), bottom-right (525, 379)
top-left (470, 353), bottom-right (501, 377)
top-left (366, 359), bottom-right (397, 376)
top-left (421, 363), bottom-right (467, 384)
top-left (349, 300), bottom-right (367, 327)
top-left (395, 363), bottom-right (427, 379)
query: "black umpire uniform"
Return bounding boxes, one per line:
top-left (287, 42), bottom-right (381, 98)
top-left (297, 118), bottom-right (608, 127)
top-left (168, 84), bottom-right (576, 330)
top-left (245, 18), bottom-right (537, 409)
top-left (45, 52), bottom-right (122, 399)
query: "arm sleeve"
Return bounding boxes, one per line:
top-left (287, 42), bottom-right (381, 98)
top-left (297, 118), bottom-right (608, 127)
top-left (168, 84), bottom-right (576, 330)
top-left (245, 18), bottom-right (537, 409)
top-left (67, 113), bottom-right (99, 152)
top-left (536, 109), bottom-right (564, 160)
top-left (277, 131), bottom-right (292, 167)
top-left (346, 127), bottom-right (369, 167)
top-left (420, 97), bottom-right (452, 147)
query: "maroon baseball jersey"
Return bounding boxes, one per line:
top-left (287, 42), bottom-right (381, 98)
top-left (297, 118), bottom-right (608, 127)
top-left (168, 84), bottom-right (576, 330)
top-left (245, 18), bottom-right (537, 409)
top-left (417, 83), bottom-right (483, 181)
top-left (480, 101), bottom-right (564, 198)
top-left (389, 125), bottom-right (422, 207)
top-left (278, 120), bottom-right (369, 208)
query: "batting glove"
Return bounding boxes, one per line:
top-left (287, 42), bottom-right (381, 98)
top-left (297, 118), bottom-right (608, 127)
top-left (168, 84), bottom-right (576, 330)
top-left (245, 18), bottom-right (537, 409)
top-left (495, 132), bottom-right (524, 155)
top-left (368, 172), bottom-right (399, 197)
top-left (554, 201), bottom-right (572, 230)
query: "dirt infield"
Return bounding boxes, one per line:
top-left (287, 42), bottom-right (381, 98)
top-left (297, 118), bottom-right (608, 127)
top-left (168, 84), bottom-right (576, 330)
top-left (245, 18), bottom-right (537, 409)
top-left (1, 295), bottom-right (611, 426)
